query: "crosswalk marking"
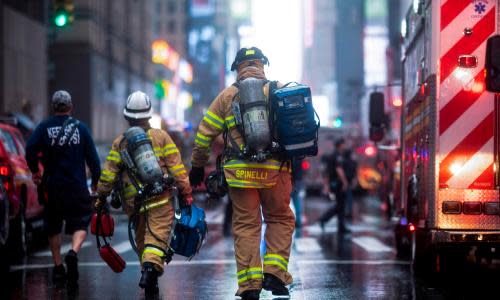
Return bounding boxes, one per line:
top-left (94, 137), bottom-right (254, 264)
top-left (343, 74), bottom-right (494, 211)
top-left (11, 259), bottom-right (410, 271)
top-left (32, 241), bottom-right (92, 257)
top-left (113, 241), bottom-right (133, 254)
top-left (294, 237), bottom-right (321, 253)
top-left (352, 236), bottom-right (393, 253)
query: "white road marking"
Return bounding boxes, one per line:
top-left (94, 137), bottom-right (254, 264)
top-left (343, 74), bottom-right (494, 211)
top-left (32, 241), bottom-right (92, 257)
top-left (352, 236), bottom-right (393, 253)
top-left (113, 241), bottom-right (133, 254)
top-left (10, 259), bottom-right (410, 271)
top-left (294, 237), bottom-right (321, 253)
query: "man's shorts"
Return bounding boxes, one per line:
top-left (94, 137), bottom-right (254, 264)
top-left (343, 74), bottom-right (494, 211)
top-left (44, 186), bottom-right (92, 236)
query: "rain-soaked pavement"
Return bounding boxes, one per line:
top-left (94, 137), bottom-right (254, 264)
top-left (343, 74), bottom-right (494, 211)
top-left (3, 195), bottom-right (500, 299)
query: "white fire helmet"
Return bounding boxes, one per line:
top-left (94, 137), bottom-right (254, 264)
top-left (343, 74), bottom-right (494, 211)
top-left (123, 91), bottom-right (153, 119)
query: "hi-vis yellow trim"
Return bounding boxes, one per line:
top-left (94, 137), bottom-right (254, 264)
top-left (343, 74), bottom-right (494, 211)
top-left (123, 184), bottom-right (137, 198)
top-left (106, 150), bottom-right (121, 163)
top-left (225, 116), bottom-right (236, 129)
top-left (195, 132), bottom-right (211, 147)
top-left (100, 170), bottom-right (117, 182)
top-left (163, 144), bottom-right (179, 155)
top-left (245, 49), bottom-right (256, 55)
top-left (264, 254), bottom-right (288, 271)
top-left (142, 246), bottom-right (165, 260)
top-left (226, 179), bottom-right (275, 189)
top-left (203, 111), bottom-right (224, 130)
top-left (139, 199), bottom-right (169, 213)
top-left (169, 164), bottom-right (186, 176)
top-left (224, 160), bottom-right (288, 171)
top-left (237, 267), bottom-right (263, 284)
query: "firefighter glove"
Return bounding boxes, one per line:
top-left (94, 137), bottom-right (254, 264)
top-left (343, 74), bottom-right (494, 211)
top-left (189, 166), bottom-right (205, 187)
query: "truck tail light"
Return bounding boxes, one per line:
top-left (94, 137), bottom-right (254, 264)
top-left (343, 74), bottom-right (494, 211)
top-left (0, 166), bottom-right (10, 176)
top-left (442, 201), bottom-right (461, 214)
top-left (463, 202), bottom-right (482, 215)
top-left (457, 55), bottom-right (478, 68)
top-left (483, 202), bottom-right (500, 215)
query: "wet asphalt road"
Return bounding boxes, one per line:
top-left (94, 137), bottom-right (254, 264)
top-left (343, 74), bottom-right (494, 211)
top-left (4, 196), bottom-right (500, 300)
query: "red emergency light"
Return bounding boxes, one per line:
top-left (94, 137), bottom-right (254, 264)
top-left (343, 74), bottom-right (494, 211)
top-left (301, 160), bottom-right (311, 170)
top-left (364, 145), bottom-right (377, 157)
top-left (392, 97), bottom-right (403, 107)
top-left (457, 55), bottom-right (478, 68)
top-left (409, 223), bottom-right (416, 232)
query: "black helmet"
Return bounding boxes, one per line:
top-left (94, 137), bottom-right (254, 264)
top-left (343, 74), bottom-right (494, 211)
top-left (230, 47), bottom-right (269, 71)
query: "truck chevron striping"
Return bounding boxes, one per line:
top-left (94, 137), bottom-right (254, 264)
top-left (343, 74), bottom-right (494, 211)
top-left (439, 0), bottom-right (497, 189)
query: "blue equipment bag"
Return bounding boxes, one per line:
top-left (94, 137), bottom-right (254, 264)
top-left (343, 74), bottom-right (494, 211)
top-left (170, 204), bottom-right (207, 260)
top-left (269, 82), bottom-right (319, 158)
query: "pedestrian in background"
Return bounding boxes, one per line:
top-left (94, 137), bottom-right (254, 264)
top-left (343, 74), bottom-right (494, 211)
top-left (291, 159), bottom-right (305, 229)
top-left (318, 138), bottom-right (350, 233)
top-left (343, 149), bottom-right (358, 219)
top-left (25, 90), bottom-right (101, 286)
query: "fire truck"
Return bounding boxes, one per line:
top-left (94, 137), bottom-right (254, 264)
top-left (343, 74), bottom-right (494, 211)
top-left (371, 0), bottom-right (500, 272)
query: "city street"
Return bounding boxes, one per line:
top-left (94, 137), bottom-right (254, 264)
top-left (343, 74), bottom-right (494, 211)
top-left (4, 196), bottom-right (500, 300)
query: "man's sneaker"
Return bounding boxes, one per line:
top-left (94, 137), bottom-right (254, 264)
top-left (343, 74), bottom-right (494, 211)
top-left (262, 273), bottom-right (289, 297)
top-left (65, 250), bottom-right (79, 283)
top-left (139, 262), bottom-right (159, 295)
top-left (52, 264), bottom-right (66, 284)
top-left (236, 289), bottom-right (261, 300)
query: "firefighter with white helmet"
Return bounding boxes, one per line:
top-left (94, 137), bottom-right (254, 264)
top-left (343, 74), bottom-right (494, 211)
top-left (96, 91), bottom-right (193, 295)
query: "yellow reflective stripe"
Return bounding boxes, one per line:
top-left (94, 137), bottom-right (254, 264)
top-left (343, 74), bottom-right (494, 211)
top-left (100, 169), bottom-right (116, 182)
top-left (169, 164), bottom-right (186, 176)
top-left (107, 150), bottom-right (121, 162)
top-left (195, 132), bottom-right (211, 147)
top-left (264, 254), bottom-right (288, 271)
top-left (196, 132), bottom-right (211, 142)
top-left (237, 267), bottom-right (263, 284)
top-left (142, 247), bottom-right (165, 260)
top-left (195, 138), bottom-right (210, 147)
top-left (207, 110), bottom-right (224, 124)
top-left (164, 148), bottom-right (180, 155)
top-left (224, 162), bottom-right (282, 171)
top-left (123, 184), bottom-right (137, 198)
top-left (226, 179), bottom-right (274, 189)
top-left (225, 116), bottom-right (236, 129)
top-left (203, 111), bottom-right (224, 130)
top-left (139, 199), bottom-right (169, 213)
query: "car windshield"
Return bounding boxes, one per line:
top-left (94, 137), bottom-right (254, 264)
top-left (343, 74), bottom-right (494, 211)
top-left (0, 128), bottom-right (20, 155)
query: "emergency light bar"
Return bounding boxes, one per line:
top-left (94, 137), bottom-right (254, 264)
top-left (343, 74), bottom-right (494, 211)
top-left (457, 55), bottom-right (478, 68)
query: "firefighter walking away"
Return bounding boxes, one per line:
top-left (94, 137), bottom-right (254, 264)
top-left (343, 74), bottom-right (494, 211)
top-left (96, 91), bottom-right (193, 295)
top-left (190, 47), bottom-right (298, 300)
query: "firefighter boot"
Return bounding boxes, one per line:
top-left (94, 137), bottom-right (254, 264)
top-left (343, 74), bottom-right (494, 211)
top-left (237, 289), bottom-right (261, 300)
top-left (262, 273), bottom-right (289, 297)
top-left (139, 262), bottom-right (159, 295)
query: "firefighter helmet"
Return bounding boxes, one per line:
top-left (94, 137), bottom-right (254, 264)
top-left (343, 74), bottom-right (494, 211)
top-left (123, 91), bottom-right (152, 120)
top-left (230, 47), bottom-right (269, 71)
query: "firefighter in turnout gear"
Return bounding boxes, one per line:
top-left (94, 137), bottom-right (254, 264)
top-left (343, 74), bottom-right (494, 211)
top-left (190, 47), bottom-right (294, 300)
top-left (97, 91), bottom-right (193, 295)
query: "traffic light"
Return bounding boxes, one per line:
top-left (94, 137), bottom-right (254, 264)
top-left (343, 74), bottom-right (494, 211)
top-left (53, 0), bottom-right (74, 28)
top-left (485, 35), bottom-right (500, 93)
top-left (155, 80), bottom-right (166, 100)
top-left (333, 117), bottom-right (343, 128)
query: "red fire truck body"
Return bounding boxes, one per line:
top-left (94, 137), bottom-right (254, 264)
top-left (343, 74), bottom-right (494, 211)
top-left (400, 0), bottom-right (500, 269)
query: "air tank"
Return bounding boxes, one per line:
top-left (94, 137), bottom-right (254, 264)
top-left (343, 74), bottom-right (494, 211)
top-left (238, 77), bottom-right (271, 152)
top-left (124, 127), bottom-right (164, 184)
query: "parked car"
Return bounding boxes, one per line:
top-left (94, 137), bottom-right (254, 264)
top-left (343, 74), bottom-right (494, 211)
top-left (0, 122), bottom-right (42, 262)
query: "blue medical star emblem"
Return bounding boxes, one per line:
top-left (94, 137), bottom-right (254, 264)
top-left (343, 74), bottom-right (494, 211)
top-left (474, 2), bottom-right (486, 14)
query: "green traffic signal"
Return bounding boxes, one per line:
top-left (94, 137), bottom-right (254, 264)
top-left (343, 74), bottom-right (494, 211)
top-left (54, 9), bottom-right (69, 27)
top-left (333, 117), bottom-right (343, 128)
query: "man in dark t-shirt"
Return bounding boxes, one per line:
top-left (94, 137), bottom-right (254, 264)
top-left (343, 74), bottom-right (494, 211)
top-left (318, 138), bottom-right (350, 233)
top-left (26, 90), bottom-right (101, 285)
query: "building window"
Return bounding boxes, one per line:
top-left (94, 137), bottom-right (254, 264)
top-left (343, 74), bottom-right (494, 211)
top-left (168, 1), bottom-right (176, 13)
top-left (168, 21), bottom-right (176, 33)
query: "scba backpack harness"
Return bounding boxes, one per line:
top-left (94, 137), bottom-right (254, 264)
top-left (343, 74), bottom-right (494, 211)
top-left (228, 80), bottom-right (319, 160)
